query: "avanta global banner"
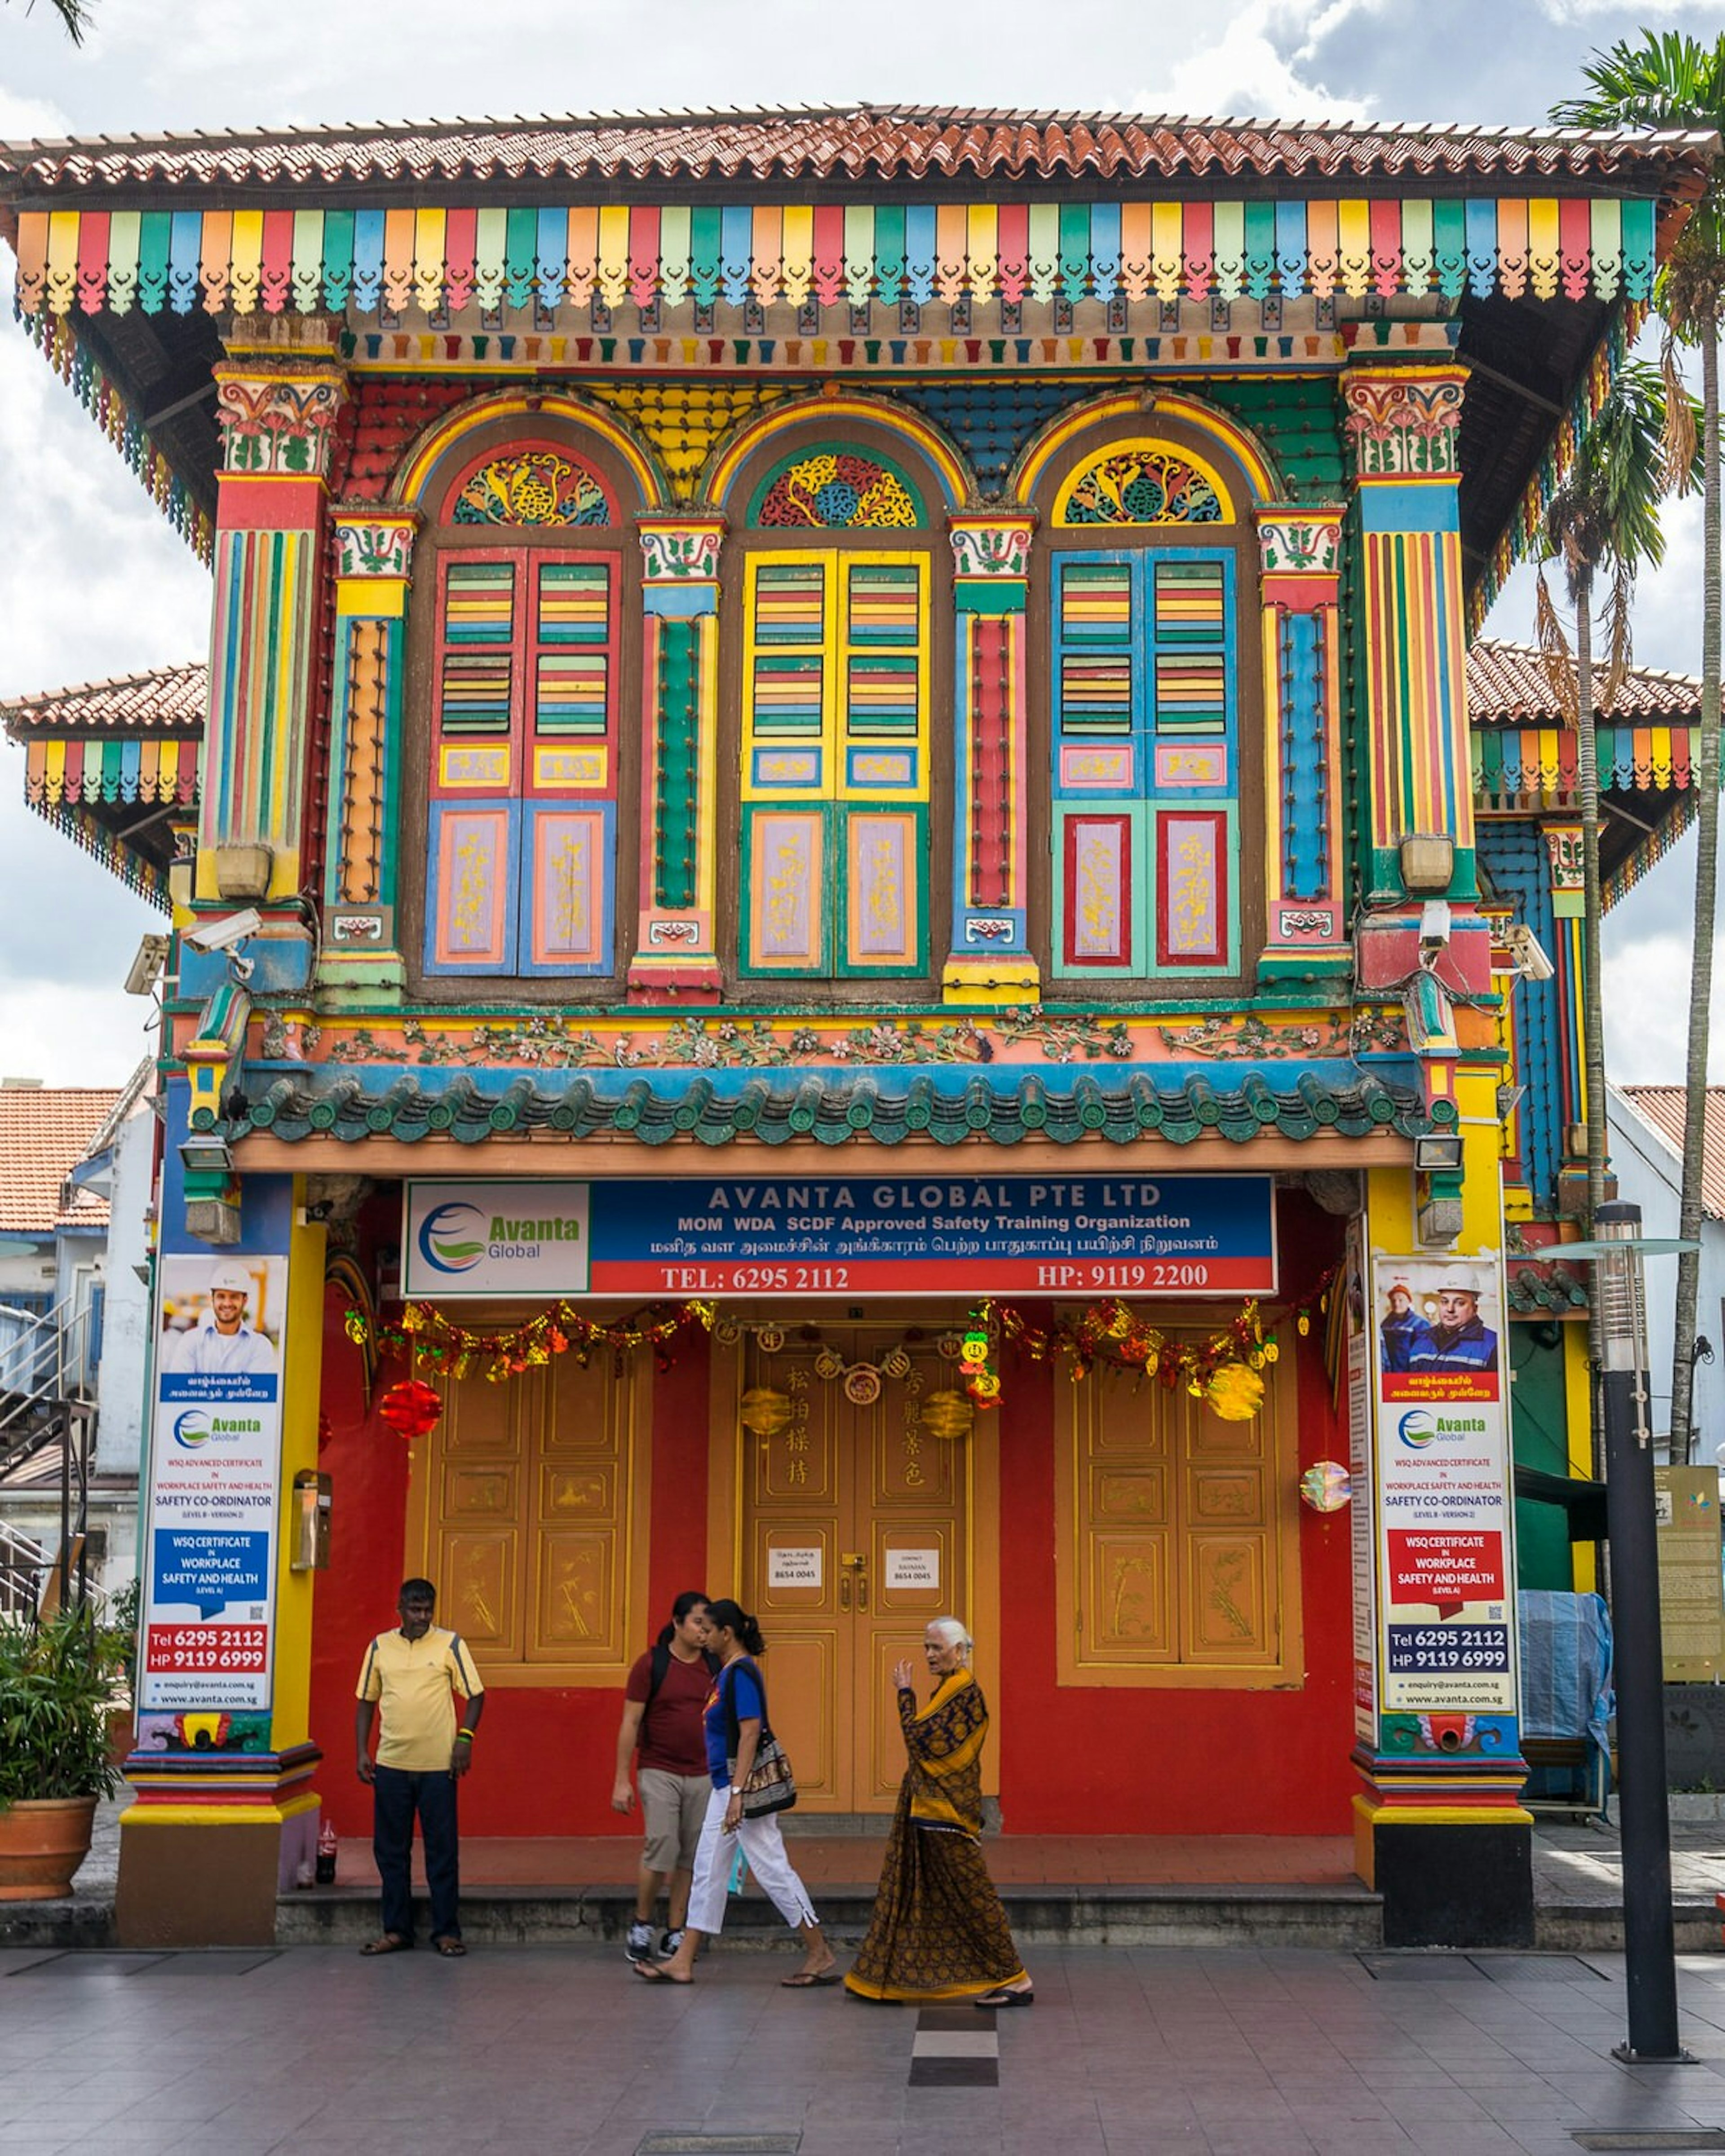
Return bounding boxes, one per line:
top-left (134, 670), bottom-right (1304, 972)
top-left (403, 1175), bottom-right (1277, 1299)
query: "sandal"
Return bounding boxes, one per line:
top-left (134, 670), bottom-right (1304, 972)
top-left (974, 1985), bottom-right (1034, 2008)
top-left (781, 1968), bottom-right (841, 1988)
top-left (359, 1934), bottom-right (412, 1956)
top-left (432, 1936), bottom-right (468, 1957)
top-left (634, 1960), bottom-right (692, 1984)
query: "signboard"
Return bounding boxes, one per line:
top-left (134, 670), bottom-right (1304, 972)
top-left (767, 1546), bottom-right (823, 1590)
top-left (1370, 1253), bottom-right (1517, 1721)
top-left (1655, 1466), bottom-right (1725, 1682)
top-left (140, 1254), bottom-right (287, 1714)
top-left (403, 1174), bottom-right (1277, 1299)
top-left (885, 1548), bottom-right (941, 1592)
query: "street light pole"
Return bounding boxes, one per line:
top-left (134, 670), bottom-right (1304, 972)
top-left (1594, 1200), bottom-right (1685, 2063)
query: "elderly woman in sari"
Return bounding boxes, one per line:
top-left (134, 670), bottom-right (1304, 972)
top-left (845, 1616), bottom-right (1032, 2007)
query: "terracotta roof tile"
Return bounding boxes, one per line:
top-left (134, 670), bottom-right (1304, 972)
top-left (0, 663), bottom-right (206, 735)
top-left (1619, 1087), bottom-right (1725, 1223)
top-left (2, 106), bottom-right (1715, 198)
top-left (0, 1089), bottom-right (121, 1235)
top-left (1468, 640), bottom-right (1702, 725)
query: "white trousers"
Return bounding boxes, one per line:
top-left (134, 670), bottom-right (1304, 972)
top-left (685, 1784), bottom-right (818, 1936)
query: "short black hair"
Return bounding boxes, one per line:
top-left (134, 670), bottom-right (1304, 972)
top-left (398, 1578), bottom-right (437, 1604)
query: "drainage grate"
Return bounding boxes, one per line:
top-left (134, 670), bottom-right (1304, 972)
top-left (635, 2138), bottom-right (801, 2155)
top-left (1572, 2136), bottom-right (1725, 2151)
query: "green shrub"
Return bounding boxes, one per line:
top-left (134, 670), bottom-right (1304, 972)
top-left (0, 1607), bottom-right (124, 1807)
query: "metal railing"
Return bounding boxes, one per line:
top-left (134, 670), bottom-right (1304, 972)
top-left (0, 1298), bottom-right (102, 1616)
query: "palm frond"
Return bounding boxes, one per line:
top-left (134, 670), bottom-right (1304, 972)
top-left (1535, 570), bottom-right (1580, 726)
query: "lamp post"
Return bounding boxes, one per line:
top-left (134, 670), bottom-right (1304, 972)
top-left (1593, 1200), bottom-right (1685, 2063)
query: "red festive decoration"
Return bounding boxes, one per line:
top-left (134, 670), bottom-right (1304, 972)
top-left (378, 1379), bottom-right (443, 1440)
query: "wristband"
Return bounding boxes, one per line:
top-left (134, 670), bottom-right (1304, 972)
top-left (455, 1730), bottom-right (474, 1744)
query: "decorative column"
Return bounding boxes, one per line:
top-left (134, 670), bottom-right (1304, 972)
top-left (1343, 366), bottom-right (1474, 908)
top-left (319, 508), bottom-right (421, 998)
top-left (1255, 506), bottom-right (1349, 981)
top-left (628, 515), bottom-right (726, 1002)
top-left (943, 512), bottom-right (1040, 1007)
top-left (197, 351), bottom-right (347, 912)
top-left (1543, 821), bottom-right (1590, 1212)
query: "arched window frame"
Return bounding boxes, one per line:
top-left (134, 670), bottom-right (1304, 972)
top-left (401, 418), bottom-right (644, 992)
top-left (718, 421), bottom-right (955, 992)
top-left (1027, 416), bottom-right (1267, 990)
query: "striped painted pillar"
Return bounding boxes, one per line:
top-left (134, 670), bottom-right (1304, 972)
top-left (943, 513), bottom-right (1039, 1007)
top-left (320, 509), bottom-right (420, 996)
top-left (1342, 365), bottom-right (1472, 906)
top-left (628, 515), bottom-right (726, 1001)
top-left (1254, 505), bottom-right (1348, 981)
top-left (198, 355), bottom-right (347, 906)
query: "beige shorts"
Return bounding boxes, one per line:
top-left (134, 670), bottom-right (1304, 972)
top-left (638, 1767), bottom-right (710, 1875)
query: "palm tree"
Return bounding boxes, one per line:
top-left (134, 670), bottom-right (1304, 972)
top-left (1554, 32), bottom-right (1725, 1462)
top-left (8, 0), bottom-right (91, 42)
top-left (1538, 364), bottom-right (1688, 1228)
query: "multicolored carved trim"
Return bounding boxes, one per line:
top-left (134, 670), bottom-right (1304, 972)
top-left (12, 198), bottom-right (1657, 318)
top-left (1473, 722), bottom-right (1698, 804)
top-left (1054, 443), bottom-right (1232, 526)
top-left (447, 447), bottom-right (614, 526)
top-left (1343, 369), bottom-right (1464, 477)
top-left (749, 444), bottom-right (925, 528)
top-left (24, 734), bottom-right (198, 809)
top-left (214, 362), bottom-right (346, 477)
top-left (333, 509), bottom-right (418, 581)
top-left (1256, 506), bottom-right (1346, 964)
top-left (25, 797), bottom-right (172, 908)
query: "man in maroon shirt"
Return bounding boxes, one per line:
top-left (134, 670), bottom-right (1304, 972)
top-left (612, 1591), bottom-right (716, 1962)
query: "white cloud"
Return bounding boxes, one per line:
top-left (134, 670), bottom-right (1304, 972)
top-left (1148, 1), bottom-right (1371, 123)
top-left (0, 977), bottom-right (158, 1086)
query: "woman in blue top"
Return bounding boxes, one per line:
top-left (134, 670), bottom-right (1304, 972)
top-left (636, 1601), bottom-right (837, 1988)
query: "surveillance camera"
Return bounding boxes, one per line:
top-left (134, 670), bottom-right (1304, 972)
top-left (1419, 899), bottom-right (1451, 954)
top-left (1504, 922), bottom-right (1556, 983)
top-left (183, 908), bottom-right (262, 954)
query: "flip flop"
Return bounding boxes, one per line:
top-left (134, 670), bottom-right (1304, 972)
top-left (973, 1987), bottom-right (1033, 2009)
top-left (359, 1934), bottom-right (411, 1956)
top-left (432, 1936), bottom-right (467, 1958)
top-left (781, 1970), bottom-right (841, 1988)
top-left (634, 1960), bottom-right (692, 1985)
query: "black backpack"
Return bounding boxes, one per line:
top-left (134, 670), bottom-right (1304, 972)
top-left (645, 1641), bottom-right (721, 1705)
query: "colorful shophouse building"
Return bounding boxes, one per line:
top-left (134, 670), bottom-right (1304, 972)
top-left (2, 108), bottom-right (1714, 1950)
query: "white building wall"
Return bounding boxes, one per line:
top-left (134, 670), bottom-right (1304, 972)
top-left (1606, 1085), bottom-right (1725, 1454)
top-left (93, 1100), bottom-right (154, 1478)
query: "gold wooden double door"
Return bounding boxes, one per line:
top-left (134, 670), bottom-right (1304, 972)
top-left (726, 1328), bottom-right (992, 1815)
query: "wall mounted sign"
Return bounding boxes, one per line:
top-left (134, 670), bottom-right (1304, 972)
top-left (1654, 1466), bottom-right (1725, 1683)
top-left (885, 1548), bottom-right (941, 1592)
top-left (766, 1546), bottom-right (823, 1590)
top-left (403, 1174), bottom-right (1277, 1299)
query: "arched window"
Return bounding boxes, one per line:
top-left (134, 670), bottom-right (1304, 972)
top-left (414, 433), bottom-right (633, 981)
top-left (1035, 428), bottom-right (1257, 983)
top-left (726, 433), bottom-right (945, 983)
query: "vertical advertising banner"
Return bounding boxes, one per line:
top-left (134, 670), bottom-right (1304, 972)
top-left (138, 1254), bottom-right (287, 1732)
top-left (1371, 1254), bottom-right (1518, 1749)
top-left (1654, 1465), bottom-right (1725, 1683)
top-left (1345, 1221), bottom-right (1376, 1747)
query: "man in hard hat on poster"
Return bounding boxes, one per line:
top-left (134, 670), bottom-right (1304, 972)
top-left (167, 1261), bottom-right (279, 1378)
top-left (1409, 1269), bottom-right (1498, 1378)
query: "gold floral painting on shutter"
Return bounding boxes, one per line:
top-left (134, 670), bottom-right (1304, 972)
top-left (1053, 1349), bottom-right (1300, 1688)
top-left (407, 1345), bottom-right (648, 1685)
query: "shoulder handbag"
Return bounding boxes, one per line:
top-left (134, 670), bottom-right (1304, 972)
top-left (722, 1658), bottom-right (797, 1817)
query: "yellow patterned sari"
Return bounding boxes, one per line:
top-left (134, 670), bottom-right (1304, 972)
top-left (844, 1669), bottom-right (1028, 2002)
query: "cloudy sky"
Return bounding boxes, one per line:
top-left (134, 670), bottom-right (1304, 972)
top-left (0, 0), bottom-right (1717, 1083)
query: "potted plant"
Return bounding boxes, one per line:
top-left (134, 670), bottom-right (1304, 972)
top-left (0, 1605), bottom-right (124, 1900)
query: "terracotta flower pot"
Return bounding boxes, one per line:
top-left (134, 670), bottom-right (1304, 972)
top-left (0, 1795), bottom-right (98, 1901)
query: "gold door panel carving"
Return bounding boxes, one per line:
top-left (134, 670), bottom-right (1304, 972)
top-left (407, 1326), bottom-right (648, 1686)
top-left (1055, 1342), bottom-right (1300, 1688)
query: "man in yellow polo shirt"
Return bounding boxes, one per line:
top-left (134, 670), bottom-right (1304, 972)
top-left (355, 1577), bottom-right (484, 1957)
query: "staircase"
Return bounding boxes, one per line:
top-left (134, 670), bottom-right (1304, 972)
top-left (0, 1298), bottom-right (100, 1616)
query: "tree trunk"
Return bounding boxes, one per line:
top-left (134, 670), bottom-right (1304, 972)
top-left (1670, 324), bottom-right (1722, 1466)
top-left (1576, 566), bottom-right (1607, 1224)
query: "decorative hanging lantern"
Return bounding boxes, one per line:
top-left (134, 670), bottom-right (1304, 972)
top-left (1299, 1460), bottom-right (1353, 1512)
top-left (1204, 1364), bottom-right (1265, 1422)
top-left (919, 1389), bottom-right (975, 1441)
top-left (378, 1379), bottom-right (443, 1441)
top-left (842, 1365), bottom-right (882, 1406)
top-left (739, 1386), bottom-right (793, 1437)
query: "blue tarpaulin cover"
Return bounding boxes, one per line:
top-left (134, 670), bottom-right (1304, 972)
top-left (1518, 1589), bottom-right (1615, 1755)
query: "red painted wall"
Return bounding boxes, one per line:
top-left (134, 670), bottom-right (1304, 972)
top-left (312, 1191), bottom-right (1352, 1837)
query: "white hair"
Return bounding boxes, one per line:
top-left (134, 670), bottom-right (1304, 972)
top-left (928, 1616), bottom-right (973, 1663)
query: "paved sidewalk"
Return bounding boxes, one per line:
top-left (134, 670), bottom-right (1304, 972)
top-left (9, 1940), bottom-right (1725, 2155)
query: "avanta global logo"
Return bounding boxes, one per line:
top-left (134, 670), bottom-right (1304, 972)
top-left (173, 1409), bottom-right (212, 1449)
top-left (1398, 1409), bottom-right (1437, 1450)
top-left (419, 1201), bottom-right (488, 1276)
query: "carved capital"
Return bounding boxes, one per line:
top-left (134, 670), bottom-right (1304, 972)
top-left (1544, 822), bottom-right (1584, 894)
top-left (637, 515), bottom-right (725, 584)
top-left (1255, 506), bottom-right (1344, 580)
top-left (948, 513), bottom-right (1035, 581)
top-left (214, 361), bottom-right (348, 479)
top-left (1341, 367), bottom-right (1466, 479)
top-left (331, 507), bottom-right (421, 582)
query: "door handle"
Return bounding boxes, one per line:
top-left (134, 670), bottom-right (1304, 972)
top-left (857, 1570), bottom-right (869, 1613)
top-left (839, 1575), bottom-right (851, 1611)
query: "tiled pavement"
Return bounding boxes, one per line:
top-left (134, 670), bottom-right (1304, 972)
top-left (12, 1941), bottom-right (1725, 2155)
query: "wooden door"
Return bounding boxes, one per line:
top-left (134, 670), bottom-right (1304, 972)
top-left (739, 1329), bottom-right (969, 1813)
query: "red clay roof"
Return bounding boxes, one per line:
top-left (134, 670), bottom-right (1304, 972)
top-left (0, 663), bottom-right (206, 735)
top-left (2, 106), bottom-right (1716, 197)
top-left (1619, 1087), bottom-right (1725, 1222)
top-left (0, 1088), bottom-right (121, 1236)
top-left (1468, 639), bottom-right (1703, 725)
